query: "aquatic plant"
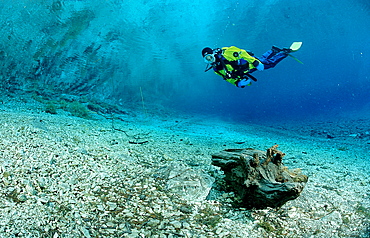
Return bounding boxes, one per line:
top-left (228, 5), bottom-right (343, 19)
top-left (31, 93), bottom-right (47, 103)
top-left (64, 101), bottom-right (91, 119)
top-left (86, 102), bottom-right (103, 113)
top-left (195, 210), bottom-right (223, 228)
top-left (356, 205), bottom-right (370, 219)
top-left (41, 98), bottom-right (93, 119)
top-left (45, 102), bottom-right (57, 114)
top-left (337, 147), bottom-right (348, 151)
top-left (258, 221), bottom-right (275, 232)
top-left (193, 202), bottom-right (224, 228)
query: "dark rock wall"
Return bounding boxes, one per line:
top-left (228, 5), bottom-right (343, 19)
top-left (0, 1), bottom-right (220, 103)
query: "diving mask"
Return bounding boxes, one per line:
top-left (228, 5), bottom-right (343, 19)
top-left (204, 54), bottom-right (216, 64)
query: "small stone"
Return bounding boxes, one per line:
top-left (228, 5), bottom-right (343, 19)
top-left (182, 222), bottom-right (190, 229)
top-left (216, 227), bottom-right (223, 234)
top-left (2, 177), bottom-right (11, 186)
top-left (158, 220), bottom-right (168, 229)
top-left (326, 134), bottom-right (335, 139)
top-left (37, 177), bottom-right (47, 188)
top-left (17, 194), bottom-right (28, 202)
top-left (97, 204), bottom-right (105, 211)
top-left (39, 197), bottom-right (49, 204)
top-left (25, 184), bottom-right (37, 195)
top-left (222, 193), bottom-right (229, 198)
top-left (80, 227), bottom-right (91, 238)
top-left (288, 212), bottom-right (298, 218)
top-left (170, 220), bottom-right (182, 229)
top-left (322, 210), bottom-right (342, 226)
top-left (219, 231), bottom-right (230, 237)
top-left (106, 201), bottom-right (117, 211)
top-left (147, 219), bottom-right (161, 227)
top-left (179, 205), bottom-right (192, 214)
top-left (125, 212), bottom-right (134, 218)
top-left (106, 222), bottom-right (115, 227)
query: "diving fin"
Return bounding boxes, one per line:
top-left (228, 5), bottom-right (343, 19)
top-left (288, 42), bottom-right (303, 64)
top-left (288, 54), bottom-right (304, 64)
top-left (289, 42), bottom-right (302, 52)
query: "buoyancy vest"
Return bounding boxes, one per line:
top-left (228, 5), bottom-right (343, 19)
top-left (214, 46), bottom-right (261, 86)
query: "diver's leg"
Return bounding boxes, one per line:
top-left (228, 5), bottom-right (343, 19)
top-left (257, 50), bottom-right (289, 70)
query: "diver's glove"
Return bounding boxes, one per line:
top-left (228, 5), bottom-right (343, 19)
top-left (253, 60), bottom-right (264, 71)
top-left (237, 78), bottom-right (253, 88)
top-left (256, 62), bottom-right (264, 71)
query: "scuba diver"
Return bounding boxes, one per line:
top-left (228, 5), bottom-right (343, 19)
top-left (202, 42), bottom-right (302, 88)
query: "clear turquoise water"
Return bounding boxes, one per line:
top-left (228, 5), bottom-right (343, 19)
top-left (0, 1), bottom-right (369, 122)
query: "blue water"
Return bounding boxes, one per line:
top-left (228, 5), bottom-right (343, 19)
top-left (1, 0), bottom-right (369, 123)
top-left (168, 1), bottom-right (370, 123)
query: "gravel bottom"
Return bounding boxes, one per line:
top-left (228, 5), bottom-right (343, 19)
top-left (0, 96), bottom-right (369, 238)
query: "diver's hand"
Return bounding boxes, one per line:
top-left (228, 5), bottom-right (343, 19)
top-left (237, 79), bottom-right (253, 88)
top-left (256, 62), bottom-right (264, 71)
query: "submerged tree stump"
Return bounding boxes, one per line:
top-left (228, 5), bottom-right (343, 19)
top-left (212, 145), bottom-right (308, 209)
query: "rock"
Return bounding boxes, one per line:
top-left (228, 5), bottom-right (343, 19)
top-left (38, 196), bottom-right (49, 204)
top-left (97, 204), bottom-right (105, 211)
top-left (37, 177), bottom-right (47, 189)
top-left (17, 194), bottom-right (28, 202)
top-left (211, 145), bottom-right (308, 209)
top-left (182, 222), bottom-right (190, 228)
top-left (25, 183), bottom-right (38, 195)
top-left (326, 134), bottom-right (335, 139)
top-left (80, 227), bottom-right (91, 238)
top-left (156, 163), bottom-right (215, 202)
top-left (170, 220), bottom-right (182, 229)
top-left (147, 219), bottom-right (161, 227)
top-left (106, 201), bottom-right (117, 211)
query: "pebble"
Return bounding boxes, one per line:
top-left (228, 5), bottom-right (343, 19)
top-left (106, 201), bottom-right (117, 211)
top-left (147, 219), bottom-right (161, 227)
top-left (17, 194), bottom-right (28, 202)
top-left (80, 227), bottom-right (91, 238)
top-left (37, 177), bottom-right (47, 188)
top-left (97, 204), bottom-right (105, 211)
top-left (25, 183), bottom-right (37, 195)
top-left (170, 220), bottom-right (182, 229)
top-left (182, 222), bottom-right (190, 229)
top-left (38, 197), bottom-right (49, 204)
